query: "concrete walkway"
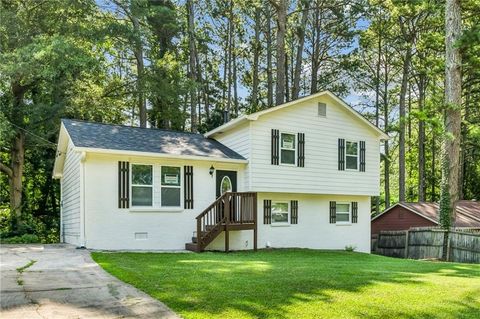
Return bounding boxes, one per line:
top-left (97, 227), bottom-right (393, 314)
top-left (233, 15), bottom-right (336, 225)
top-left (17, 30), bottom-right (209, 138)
top-left (0, 244), bottom-right (181, 318)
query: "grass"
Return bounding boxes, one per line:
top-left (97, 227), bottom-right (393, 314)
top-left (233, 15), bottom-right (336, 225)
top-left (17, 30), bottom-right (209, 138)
top-left (92, 249), bottom-right (480, 319)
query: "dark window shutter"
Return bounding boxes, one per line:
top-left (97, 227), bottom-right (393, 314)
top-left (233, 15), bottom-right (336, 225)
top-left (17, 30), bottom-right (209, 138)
top-left (263, 200), bottom-right (272, 224)
top-left (352, 202), bottom-right (358, 223)
top-left (118, 161), bottom-right (130, 208)
top-left (338, 139), bottom-right (345, 170)
top-left (184, 166), bottom-right (194, 209)
top-left (297, 133), bottom-right (305, 167)
top-left (291, 200), bottom-right (298, 224)
top-left (360, 141), bottom-right (366, 172)
top-left (271, 129), bottom-right (279, 165)
top-left (329, 201), bottom-right (336, 223)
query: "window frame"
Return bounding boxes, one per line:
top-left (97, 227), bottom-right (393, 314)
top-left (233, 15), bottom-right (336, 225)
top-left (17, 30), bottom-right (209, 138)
top-left (335, 202), bottom-right (351, 225)
top-left (271, 201), bottom-right (290, 226)
top-left (279, 131), bottom-right (297, 166)
top-left (160, 166), bottom-right (182, 207)
top-left (345, 140), bottom-right (359, 171)
top-left (130, 163), bottom-right (154, 207)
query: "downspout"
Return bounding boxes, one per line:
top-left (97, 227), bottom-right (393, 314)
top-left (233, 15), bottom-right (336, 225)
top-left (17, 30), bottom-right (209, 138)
top-left (79, 152), bottom-right (87, 248)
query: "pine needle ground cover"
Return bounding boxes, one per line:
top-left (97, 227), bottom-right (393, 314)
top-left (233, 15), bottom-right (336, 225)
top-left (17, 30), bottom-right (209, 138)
top-left (92, 249), bottom-right (480, 319)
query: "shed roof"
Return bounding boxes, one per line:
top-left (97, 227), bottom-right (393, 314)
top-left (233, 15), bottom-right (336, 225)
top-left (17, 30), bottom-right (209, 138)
top-left (372, 201), bottom-right (480, 228)
top-left (61, 119), bottom-right (245, 161)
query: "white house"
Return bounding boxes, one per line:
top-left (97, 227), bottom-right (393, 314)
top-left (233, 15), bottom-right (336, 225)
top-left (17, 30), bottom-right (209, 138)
top-left (53, 91), bottom-right (388, 253)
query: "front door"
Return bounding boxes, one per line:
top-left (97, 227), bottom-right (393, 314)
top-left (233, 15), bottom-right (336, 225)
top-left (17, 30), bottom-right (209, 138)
top-left (216, 170), bottom-right (237, 198)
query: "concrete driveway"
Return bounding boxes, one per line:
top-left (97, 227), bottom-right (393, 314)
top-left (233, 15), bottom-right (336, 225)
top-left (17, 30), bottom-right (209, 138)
top-left (0, 244), bottom-right (180, 319)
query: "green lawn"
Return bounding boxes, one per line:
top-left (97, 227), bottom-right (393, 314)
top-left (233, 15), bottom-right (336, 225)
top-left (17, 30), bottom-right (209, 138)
top-left (92, 249), bottom-right (480, 319)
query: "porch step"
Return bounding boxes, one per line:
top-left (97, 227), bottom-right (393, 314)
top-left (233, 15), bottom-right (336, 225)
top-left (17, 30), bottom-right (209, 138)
top-left (185, 242), bottom-right (198, 252)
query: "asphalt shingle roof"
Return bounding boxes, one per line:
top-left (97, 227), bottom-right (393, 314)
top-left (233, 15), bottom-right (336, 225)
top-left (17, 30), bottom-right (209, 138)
top-left (399, 201), bottom-right (480, 227)
top-left (62, 119), bottom-right (245, 161)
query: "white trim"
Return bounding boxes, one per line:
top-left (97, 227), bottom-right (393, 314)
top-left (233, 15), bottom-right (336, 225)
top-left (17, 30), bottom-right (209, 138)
top-left (73, 147), bottom-right (248, 164)
top-left (335, 201), bottom-right (351, 225)
top-left (205, 91), bottom-right (390, 140)
top-left (160, 165), bottom-right (182, 207)
top-left (371, 203), bottom-right (439, 224)
top-left (279, 132), bottom-right (297, 166)
top-left (271, 201), bottom-right (290, 225)
top-left (345, 140), bottom-right (359, 171)
top-left (130, 163), bottom-right (154, 208)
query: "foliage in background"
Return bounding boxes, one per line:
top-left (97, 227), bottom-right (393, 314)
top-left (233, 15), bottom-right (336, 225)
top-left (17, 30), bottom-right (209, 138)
top-left (1, 0), bottom-right (480, 241)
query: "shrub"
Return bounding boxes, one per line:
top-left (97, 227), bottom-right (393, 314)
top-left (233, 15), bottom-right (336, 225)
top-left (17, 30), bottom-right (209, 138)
top-left (345, 245), bottom-right (356, 252)
top-left (1, 234), bottom-right (41, 244)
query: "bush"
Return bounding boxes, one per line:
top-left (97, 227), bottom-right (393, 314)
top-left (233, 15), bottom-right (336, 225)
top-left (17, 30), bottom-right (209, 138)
top-left (345, 245), bottom-right (357, 252)
top-left (1, 234), bottom-right (40, 244)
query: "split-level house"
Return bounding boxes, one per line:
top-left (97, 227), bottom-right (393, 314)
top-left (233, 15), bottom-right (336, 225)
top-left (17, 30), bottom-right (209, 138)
top-left (53, 91), bottom-right (388, 252)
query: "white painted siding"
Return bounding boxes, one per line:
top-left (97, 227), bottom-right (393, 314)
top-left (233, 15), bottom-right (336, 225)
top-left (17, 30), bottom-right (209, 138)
top-left (248, 95), bottom-right (381, 195)
top-left (83, 153), bottom-right (245, 250)
top-left (207, 193), bottom-right (371, 253)
top-left (61, 140), bottom-right (81, 245)
top-left (213, 122), bottom-right (251, 190)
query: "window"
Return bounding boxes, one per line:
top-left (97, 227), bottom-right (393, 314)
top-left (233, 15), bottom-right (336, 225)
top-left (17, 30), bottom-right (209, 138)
top-left (271, 201), bottom-right (289, 224)
top-left (346, 141), bottom-right (359, 170)
top-left (161, 166), bottom-right (181, 207)
top-left (336, 203), bottom-right (351, 223)
top-left (220, 176), bottom-right (232, 195)
top-left (131, 164), bottom-right (153, 206)
top-left (280, 133), bottom-right (296, 165)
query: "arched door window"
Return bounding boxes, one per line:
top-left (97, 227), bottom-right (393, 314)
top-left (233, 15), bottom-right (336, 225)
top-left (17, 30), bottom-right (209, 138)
top-left (220, 176), bottom-right (232, 195)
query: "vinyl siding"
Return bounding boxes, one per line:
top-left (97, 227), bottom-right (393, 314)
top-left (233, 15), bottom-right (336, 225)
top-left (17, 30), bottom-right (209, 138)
top-left (61, 140), bottom-right (81, 245)
top-left (213, 122), bottom-right (251, 190)
top-left (248, 95), bottom-right (381, 196)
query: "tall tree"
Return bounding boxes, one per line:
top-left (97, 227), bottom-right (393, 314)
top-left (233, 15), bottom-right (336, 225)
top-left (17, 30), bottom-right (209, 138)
top-left (269, 0), bottom-right (287, 105)
top-left (440, 0), bottom-right (462, 228)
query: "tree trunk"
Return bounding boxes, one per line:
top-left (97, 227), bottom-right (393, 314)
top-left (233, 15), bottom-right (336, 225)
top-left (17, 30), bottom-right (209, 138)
top-left (398, 47), bottom-right (412, 202)
top-left (271, 0), bottom-right (286, 106)
top-left (132, 14), bottom-right (146, 128)
top-left (431, 132), bottom-right (436, 201)
top-left (266, 4), bottom-right (274, 107)
top-left (384, 56), bottom-right (390, 209)
top-left (251, 6), bottom-right (261, 110)
top-left (440, 0), bottom-right (462, 229)
top-left (187, 0), bottom-right (198, 132)
top-left (310, 4), bottom-right (320, 94)
top-left (292, 0), bottom-right (309, 100)
top-left (418, 73), bottom-right (426, 201)
top-left (10, 131), bottom-right (25, 226)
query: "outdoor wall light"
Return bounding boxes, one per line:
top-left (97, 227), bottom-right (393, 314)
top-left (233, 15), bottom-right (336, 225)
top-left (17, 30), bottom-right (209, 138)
top-left (209, 165), bottom-right (215, 177)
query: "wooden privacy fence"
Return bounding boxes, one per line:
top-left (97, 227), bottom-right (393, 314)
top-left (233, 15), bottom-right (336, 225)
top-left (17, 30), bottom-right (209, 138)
top-left (374, 227), bottom-right (480, 263)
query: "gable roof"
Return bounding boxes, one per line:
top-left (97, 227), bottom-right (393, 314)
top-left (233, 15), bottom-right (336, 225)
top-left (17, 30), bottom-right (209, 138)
top-left (205, 90), bottom-right (390, 140)
top-left (53, 119), bottom-right (246, 178)
top-left (372, 201), bottom-right (480, 227)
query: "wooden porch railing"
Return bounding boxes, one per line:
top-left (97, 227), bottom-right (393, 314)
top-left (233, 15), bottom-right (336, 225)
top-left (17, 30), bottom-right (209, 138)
top-left (195, 192), bottom-right (257, 252)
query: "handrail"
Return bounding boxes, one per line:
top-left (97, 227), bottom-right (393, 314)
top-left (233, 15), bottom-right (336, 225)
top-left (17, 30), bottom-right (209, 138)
top-left (195, 192), bottom-right (257, 252)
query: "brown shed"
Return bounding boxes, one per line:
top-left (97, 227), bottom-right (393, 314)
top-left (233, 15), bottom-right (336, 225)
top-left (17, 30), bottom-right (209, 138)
top-left (371, 201), bottom-right (480, 237)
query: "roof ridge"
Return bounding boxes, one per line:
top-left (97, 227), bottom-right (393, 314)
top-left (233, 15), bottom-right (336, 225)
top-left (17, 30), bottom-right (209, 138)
top-left (61, 118), bottom-right (205, 136)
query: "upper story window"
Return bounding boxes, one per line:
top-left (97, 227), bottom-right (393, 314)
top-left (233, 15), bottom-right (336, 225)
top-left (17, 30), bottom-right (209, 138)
top-left (161, 166), bottom-right (181, 207)
top-left (131, 164), bottom-right (153, 207)
top-left (280, 133), bottom-right (296, 165)
top-left (346, 141), bottom-right (359, 170)
top-left (336, 202), bottom-right (351, 224)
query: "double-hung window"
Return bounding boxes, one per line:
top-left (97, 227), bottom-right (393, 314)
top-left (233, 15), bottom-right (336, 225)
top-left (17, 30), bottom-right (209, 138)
top-left (345, 141), bottom-right (359, 170)
top-left (161, 166), bottom-right (181, 207)
top-left (131, 164), bottom-right (153, 206)
top-left (271, 201), bottom-right (289, 224)
top-left (336, 202), bottom-right (351, 223)
top-left (280, 133), bottom-right (296, 165)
